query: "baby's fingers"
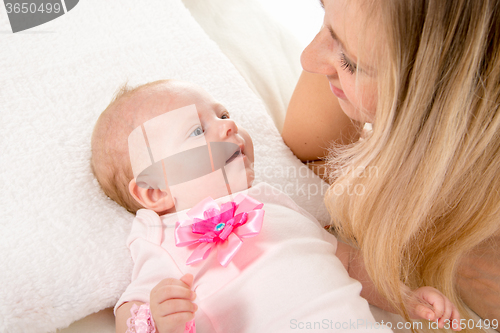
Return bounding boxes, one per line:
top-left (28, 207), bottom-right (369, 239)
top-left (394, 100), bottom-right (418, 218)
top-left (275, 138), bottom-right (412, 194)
top-left (153, 275), bottom-right (192, 289)
top-left (157, 312), bottom-right (196, 333)
top-left (180, 273), bottom-right (194, 289)
top-left (151, 284), bottom-right (196, 304)
top-left (156, 298), bottom-right (198, 317)
top-left (433, 299), bottom-right (461, 331)
top-left (448, 303), bottom-right (461, 331)
top-left (437, 298), bottom-right (453, 327)
top-left (412, 304), bottom-right (435, 321)
top-left (417, 288), bottom-right (445, 318)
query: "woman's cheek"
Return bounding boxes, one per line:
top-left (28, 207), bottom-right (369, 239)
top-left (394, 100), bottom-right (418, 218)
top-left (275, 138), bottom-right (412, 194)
top-left (345, 81), bottom-right (377, 120)
top-left (358, 85), bottom-right (378, 120)
top-left (342, 83), bottom-right (360, 111)
top-left (339, 88), bottom-right (372, 122)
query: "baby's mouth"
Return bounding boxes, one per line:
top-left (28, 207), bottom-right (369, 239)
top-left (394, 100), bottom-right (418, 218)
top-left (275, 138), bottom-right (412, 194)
top-left (225, 150), bottom-right (241, 165)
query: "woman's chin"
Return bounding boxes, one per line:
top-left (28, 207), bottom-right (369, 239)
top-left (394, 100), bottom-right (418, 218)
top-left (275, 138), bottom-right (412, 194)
top-left (338, 100), bottom-right (373, 123)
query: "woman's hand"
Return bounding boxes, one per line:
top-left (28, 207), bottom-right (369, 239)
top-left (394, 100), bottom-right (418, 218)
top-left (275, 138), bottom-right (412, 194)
top-left (150, 274), bottom-right (197, 333)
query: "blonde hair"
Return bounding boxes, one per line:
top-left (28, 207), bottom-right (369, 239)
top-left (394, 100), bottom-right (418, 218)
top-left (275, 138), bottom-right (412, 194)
top-left (91, 80), bottom-right (170, 214)
top-left (326, 0), bottom-right (500, 329)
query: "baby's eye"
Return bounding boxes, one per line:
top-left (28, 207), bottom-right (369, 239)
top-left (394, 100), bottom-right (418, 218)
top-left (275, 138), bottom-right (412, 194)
top-left (220, 111), bottom-right (230, 119)
top-left (189, 126), bottom-right (204, 137)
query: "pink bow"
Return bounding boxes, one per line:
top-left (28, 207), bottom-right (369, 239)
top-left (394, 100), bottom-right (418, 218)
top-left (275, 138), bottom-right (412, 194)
top-left (175, 194), bottom-right (264, 267)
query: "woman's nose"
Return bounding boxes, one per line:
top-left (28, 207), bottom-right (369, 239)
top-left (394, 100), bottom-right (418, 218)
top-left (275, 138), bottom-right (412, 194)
top-left (219, 119), bottom-right (238, 139)
top-left (301, 26), bottom-right (337, 76)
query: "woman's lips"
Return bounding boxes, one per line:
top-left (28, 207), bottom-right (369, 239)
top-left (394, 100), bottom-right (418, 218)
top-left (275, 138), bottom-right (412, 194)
top-left (329, 82), bottom-right (347, 100)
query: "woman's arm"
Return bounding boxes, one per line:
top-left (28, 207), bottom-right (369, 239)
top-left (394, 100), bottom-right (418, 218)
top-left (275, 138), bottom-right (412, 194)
top-left (282, 71), bottom-right (362, 162)
top-left (336, 241), bottom-right (394, 312)
top-left (337, 241), bottom-right (461, 328)
top-left (456, 233), bottom-right (500, 322)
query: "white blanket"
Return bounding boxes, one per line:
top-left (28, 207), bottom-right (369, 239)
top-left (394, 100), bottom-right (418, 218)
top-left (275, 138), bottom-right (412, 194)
top-left (0, 1), bottom-right (329, 332)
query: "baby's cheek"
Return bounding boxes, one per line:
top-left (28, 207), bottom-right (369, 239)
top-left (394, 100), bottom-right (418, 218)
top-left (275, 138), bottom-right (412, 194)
top-left (224, 154), bottom-right (250, 193)
top-left (180, 141), bottom-right (207, 155)
top-left (240, 130), bottom-right (254, 158)
top-left (246, 168), bottom-right (255, 188)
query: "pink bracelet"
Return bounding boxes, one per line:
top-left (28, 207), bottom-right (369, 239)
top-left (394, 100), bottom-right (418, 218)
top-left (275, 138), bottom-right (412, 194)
top-left (126, 303), bottom-right (196, 333)
top-left (185, 319), bottom-right (196, 333)
top-left (126, 303), bottom-right (156, 333)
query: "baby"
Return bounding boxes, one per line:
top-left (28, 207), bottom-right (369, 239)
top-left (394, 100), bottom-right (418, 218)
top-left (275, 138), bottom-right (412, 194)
top-left (91, 80), bottom-right (460, 333)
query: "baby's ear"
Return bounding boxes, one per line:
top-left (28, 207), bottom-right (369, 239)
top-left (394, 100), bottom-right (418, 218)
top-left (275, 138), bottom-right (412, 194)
top-left (129, 179), bottom-right (175, 213)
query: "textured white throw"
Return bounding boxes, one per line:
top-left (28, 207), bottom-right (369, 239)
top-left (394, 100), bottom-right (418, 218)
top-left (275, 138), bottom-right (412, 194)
top-left (0, 1), bottom-right (329, 332)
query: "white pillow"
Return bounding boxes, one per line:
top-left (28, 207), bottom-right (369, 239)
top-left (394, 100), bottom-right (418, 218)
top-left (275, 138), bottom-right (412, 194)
top-left (0, 0), bottom-right (329, 332)
top-left (182, 0), bottom-right (304, 132)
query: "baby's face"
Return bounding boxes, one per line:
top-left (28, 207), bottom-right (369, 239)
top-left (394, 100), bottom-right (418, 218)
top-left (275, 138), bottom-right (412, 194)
top-left (177, 84), bottom-right (255, 170)
top-left (128, 81), bottom-right (255, 210)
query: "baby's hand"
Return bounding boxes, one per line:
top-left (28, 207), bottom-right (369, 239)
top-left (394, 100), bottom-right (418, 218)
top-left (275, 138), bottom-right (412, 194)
top-left (150, 273), bottom-right (197, 333)
top-left (410, 286), bottom-right (461, 331)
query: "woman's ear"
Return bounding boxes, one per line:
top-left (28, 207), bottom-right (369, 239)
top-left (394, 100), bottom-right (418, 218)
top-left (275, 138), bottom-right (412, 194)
top-left (129, 179), bottom-right (175, 213)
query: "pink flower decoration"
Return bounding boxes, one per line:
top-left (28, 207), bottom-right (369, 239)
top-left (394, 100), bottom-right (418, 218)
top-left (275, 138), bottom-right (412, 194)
top-left (175, 194), bottom-right (264, 267)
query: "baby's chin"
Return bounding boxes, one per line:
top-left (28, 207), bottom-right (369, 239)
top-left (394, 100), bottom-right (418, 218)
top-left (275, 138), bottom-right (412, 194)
top-left (246, 169), bottom-right (255, 189)
top-left (223, 153), bottom-right (253, 193)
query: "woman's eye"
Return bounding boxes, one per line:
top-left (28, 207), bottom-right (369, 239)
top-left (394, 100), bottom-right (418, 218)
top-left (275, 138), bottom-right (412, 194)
top-left (220, 112), bottom-right (230, 119)
top-left (340, 53), bottom-right (356, 75)
top-left (189, 126), bottom-right (204, 137)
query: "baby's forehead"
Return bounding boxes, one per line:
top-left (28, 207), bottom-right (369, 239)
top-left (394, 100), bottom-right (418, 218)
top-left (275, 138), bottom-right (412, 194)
top-left (128, 104), bottom-right (202, 179)
top-left (126, 83), bottom-right (207, 121)
top-left (142, 104), bottom-right (199, 138)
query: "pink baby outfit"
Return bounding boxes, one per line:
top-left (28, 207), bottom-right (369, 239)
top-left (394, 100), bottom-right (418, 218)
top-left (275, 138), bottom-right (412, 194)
top-left (116, 182), bottom-right (392, 333)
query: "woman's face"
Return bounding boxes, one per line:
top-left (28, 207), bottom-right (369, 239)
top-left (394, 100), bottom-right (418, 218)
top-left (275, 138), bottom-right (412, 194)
top-left (301, 0), bottom-right (381, 123)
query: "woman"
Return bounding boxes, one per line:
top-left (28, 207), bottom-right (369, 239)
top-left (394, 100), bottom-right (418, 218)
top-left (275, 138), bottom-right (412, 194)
top-left (282, 0), bottom-right (500, 327)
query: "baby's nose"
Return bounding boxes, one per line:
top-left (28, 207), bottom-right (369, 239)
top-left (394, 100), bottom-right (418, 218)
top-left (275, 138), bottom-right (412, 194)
top-left (220, 119), bottom-right (238, 138)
